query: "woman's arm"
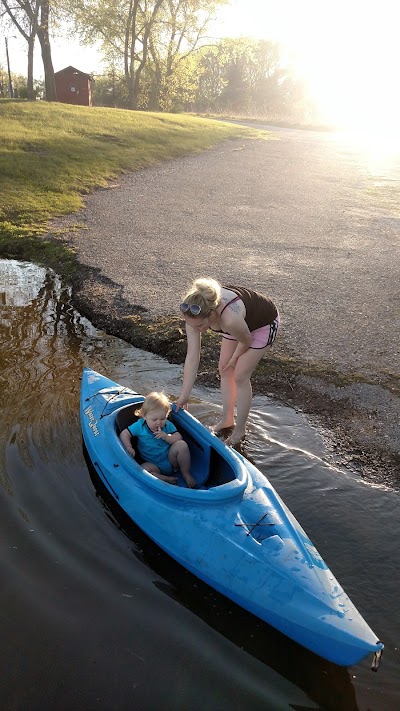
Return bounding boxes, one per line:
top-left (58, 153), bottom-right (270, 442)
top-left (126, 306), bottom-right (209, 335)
top-left (175, 324), bottom-right (201, 409)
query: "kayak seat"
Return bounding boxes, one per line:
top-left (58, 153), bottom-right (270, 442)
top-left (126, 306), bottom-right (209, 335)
top-left (115, 404), bottom-right (145, 465)
top-left (207, 446), bottom-right (236, 487)
top-left (115, 404), bottom-right (141, 435)
top-left (169, 417), bottom-right (235, 488)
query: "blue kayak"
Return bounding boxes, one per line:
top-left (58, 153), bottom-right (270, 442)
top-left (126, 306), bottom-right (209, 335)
top-left (80, 367), bottom-right (383, 668)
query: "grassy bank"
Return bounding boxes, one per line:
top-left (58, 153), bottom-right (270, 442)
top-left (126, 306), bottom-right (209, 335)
top-left (0, 99), bottom-right (264, 276)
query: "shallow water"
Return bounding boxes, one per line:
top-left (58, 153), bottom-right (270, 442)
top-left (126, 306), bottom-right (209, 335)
top-left (0, 259), bottom-right (398, 710)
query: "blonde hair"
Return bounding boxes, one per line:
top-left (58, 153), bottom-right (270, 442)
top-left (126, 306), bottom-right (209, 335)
top-left (182, 278), bottom-right (221, 316)
top-left (136, 392), bottom-right (171, 418)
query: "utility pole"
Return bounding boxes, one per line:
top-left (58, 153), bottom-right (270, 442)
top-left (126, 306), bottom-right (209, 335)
top-left (5, 37), bottom-right (14, 98)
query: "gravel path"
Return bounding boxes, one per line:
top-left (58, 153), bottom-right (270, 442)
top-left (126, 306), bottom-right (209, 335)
top-left (51, 122), bottom-right (400, 474)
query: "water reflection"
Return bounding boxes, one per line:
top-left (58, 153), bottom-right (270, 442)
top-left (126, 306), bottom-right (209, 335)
top-left (0, 262), bottom-right (88, 481)
top-left (0, 259), bottom-right (399, 711)
top-left (1, 260), bottom-right (48, 306)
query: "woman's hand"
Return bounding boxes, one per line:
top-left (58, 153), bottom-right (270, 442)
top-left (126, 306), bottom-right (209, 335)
top-left (219, 310), bottom-right (252, 358)
top-left (174, 396), bottom-right (189, 411)
top-left (222, 356), bottom-right (238, 371)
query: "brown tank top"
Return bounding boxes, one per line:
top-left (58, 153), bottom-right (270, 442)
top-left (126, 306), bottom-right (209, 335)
top-left (221, 285), bottom-right (278, 332)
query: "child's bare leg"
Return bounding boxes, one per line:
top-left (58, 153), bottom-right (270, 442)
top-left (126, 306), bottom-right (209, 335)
top-left (169, 441), bottom-right (196, 488)
top-left (142, 462), bottom-right (177, 485)
top-left (157, 474), bottom-right (178, 484)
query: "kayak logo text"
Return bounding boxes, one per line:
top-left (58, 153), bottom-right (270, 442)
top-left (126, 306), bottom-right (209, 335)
top-left (84, 405), bottom-right (99, 436)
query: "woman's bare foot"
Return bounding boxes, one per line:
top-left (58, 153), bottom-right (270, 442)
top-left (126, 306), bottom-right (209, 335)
top-left (213, 419), bottom-right (235, 434)
top-left (224, 428), bottom-right (246, 447)
top-left (182, 472), bottom-right (197, 489)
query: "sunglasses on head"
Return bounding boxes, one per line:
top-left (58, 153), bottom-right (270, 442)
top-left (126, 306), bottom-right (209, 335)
top-left (180, 302), bottom-right (202, 316)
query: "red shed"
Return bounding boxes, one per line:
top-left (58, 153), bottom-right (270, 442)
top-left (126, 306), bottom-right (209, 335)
top-left (55, 66), bottom-right (93, 106)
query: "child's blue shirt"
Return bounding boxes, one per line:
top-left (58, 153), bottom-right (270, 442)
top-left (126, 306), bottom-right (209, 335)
top-left (127, 418), bottom-right (177, 474)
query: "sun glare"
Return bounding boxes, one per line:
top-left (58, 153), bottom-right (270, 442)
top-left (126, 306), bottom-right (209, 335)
top-left (284, 1), bottom-right (400, 132)
top-left (217, 0), bottom-right (400, 148)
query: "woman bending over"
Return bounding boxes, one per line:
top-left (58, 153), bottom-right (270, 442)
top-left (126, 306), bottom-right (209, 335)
top-left (175, 278), bottom-right (279, 446)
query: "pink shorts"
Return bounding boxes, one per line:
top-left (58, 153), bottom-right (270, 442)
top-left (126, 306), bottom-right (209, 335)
top-left (222, 315), bottom-right (280, 349)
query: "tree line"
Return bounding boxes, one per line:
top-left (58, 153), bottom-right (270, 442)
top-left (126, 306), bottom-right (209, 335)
top-left (1, 0), bottom-right (309, 119)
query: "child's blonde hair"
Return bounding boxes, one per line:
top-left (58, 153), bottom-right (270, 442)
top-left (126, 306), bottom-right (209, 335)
top-left (136, 392), bottom-right (171, 418)
top-left (182, 277), bottom-right (221, 316)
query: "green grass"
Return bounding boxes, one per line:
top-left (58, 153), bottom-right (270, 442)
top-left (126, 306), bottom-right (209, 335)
top-left (0, 99), bottom-right (266, 274)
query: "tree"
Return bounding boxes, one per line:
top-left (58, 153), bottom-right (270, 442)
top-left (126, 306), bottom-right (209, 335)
top-left (36, 0), bottom-right (56, 100)
top-left (194, 37), bottom-right (306, 119)
top-left (0, 0), bottom-right (56, 100)
top-left (0, 69), bottom-right (44, 98)
top-left (1, 0), bottom-right (39, 99)
top-left (147, 0), bottom-right (228, 110)
top-left (193, 44), bottom-right (225, 111)
top-left (64, 0), bottom-right (167, 109)
top-left (142, 50), bottom-right (199, 111)
top-left (64, 0), bottom-right (227, 110)
top-left (92, 69), bottom-right (129, 107)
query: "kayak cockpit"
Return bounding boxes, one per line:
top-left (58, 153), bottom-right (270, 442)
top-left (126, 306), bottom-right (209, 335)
top-left (114, 402), bottom-right (249, 499)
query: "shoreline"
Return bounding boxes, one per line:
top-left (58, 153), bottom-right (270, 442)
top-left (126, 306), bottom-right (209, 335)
top-left (3, 110), bottom-right (398, 488)
top-left (69, 261), bottom-right (400, 488)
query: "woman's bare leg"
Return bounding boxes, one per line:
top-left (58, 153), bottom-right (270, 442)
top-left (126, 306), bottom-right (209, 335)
top-left (225, 346), bottom-right (269, 445)
top-left (213, 339), bottom-right (238, 432)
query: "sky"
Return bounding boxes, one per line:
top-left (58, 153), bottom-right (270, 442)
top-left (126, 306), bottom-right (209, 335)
top-left (2, 0), bottom-right (400, 130)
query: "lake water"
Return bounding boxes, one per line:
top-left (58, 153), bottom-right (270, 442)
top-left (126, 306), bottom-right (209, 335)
top-left (0, 259), bottom-right (398, 710)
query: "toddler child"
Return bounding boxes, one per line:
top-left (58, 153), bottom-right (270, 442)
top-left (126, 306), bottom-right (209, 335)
top-left (119, 392), bottom-right (196, 488)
